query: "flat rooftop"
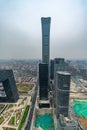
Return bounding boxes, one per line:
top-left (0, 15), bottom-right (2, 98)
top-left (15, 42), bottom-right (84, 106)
top-left (39, 100), bottom-right (50, 104)
top-left (57, 71), bottom-right (71, 75)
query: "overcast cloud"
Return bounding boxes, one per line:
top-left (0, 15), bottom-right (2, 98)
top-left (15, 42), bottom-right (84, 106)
top-left (0, 0), bottom-right (87, 59)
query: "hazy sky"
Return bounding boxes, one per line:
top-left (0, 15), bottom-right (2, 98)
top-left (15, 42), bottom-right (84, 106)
top-left (0, 0), bottom-right (87, 59)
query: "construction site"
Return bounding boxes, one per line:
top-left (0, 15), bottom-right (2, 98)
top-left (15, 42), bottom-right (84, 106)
top-left (70, 77), bottom-right (87, 130)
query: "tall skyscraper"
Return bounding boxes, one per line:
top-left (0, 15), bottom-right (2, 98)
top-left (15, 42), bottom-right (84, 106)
top-left (53, 58), bottom-right (67, 107)
top-left (41, 17), bottom-right (51, 64)
top-left (41, 17), bottom-right (51, 87)
top-left (56, 71), bottom-right (71, 117)
top-left (39, 63), bottom-right (48, 100)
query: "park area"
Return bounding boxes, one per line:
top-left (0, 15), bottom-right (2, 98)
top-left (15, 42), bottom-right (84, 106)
top-left (0, 96), bottom-right (31, 130)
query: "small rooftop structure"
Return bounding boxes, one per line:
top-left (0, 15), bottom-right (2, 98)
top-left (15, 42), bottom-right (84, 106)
top-left (57, 71), bottom-right (71, 75)
top-left (39, 100), bottom-right (50, 108)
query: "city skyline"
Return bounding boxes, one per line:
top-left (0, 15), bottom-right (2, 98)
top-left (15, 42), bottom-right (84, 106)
top-left (0, 0), bottom-right (87, 59)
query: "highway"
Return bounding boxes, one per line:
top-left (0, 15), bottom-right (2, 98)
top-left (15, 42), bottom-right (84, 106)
top-left (25, 80), bottom-right (38, 130)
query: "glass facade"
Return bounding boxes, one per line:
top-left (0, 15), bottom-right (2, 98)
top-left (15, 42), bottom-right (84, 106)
top-left (39, 63), bottom-right (48, 100)
top-left (50, 60), bottom-right (54, 80)
top-left (41, 17), bottom-right (51, 64)
top-left (56, 72), bottom-right (71, 117)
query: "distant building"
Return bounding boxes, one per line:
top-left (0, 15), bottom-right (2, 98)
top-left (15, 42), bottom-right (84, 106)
top-left (54, 58), bottom-right (67, 83)
top-left (39, 63), bottom-right (48, 100)
top-left (79, 68), bottom-right (87, 80)
top-left (0, 70), bottom-right (19, 102)
top-left (56, 71), bottom-right (71, 117)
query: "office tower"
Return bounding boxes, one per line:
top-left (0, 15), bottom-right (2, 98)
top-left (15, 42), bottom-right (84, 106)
top-left (50, 60), bottom-right (54, 80)
top-left (56, 71), bottom-right (71, 117)
top-left (41, 17), bottom-right (51, 87)
top-left (0, 70), bottom-right (19, 102)
top-left (39, 63), bottom-right (48, 100)
top-left (53, 58), bottom-right (67, 107)
top-left (41, 17), bottom-right (51, 64)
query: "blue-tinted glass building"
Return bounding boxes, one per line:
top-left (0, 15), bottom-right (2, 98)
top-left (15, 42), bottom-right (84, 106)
top-left (53, 58), bottom-right (67, 107)
top-left (41, 17), bottom-right (51, 65)
top-left (56, 71), bottom-right (71, 117)
top-left (41, 17), bottom-right (51, 87)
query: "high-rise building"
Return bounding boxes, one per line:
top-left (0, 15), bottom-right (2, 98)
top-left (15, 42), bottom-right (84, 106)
top-left (39, 63), bottom-right (48, 100)
top-left (53, 58), bottom-right (67, 107)
top-left (0, 70), bottom-right (19, 102)
top-left (56, 71), bottom-right (71, 117)
top-left (41, 17), bottom-right (51, 86)
top-left (41, 17), bottom-right (51, 64)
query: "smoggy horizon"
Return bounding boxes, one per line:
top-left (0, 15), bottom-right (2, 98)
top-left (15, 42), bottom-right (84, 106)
top-left (0, 0), bottom-right (87, 60)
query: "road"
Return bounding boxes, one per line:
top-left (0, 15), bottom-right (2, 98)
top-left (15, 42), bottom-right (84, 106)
top-left (25, 80), bottom-right (38, 130)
